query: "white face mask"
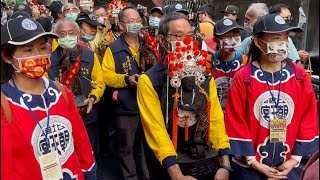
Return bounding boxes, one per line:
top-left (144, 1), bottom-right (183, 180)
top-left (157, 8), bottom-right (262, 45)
top-left (259, 40), bottom-right (289, 62)
top-left (219, 36), bottom-right (241, 51)
top-left (149, 16), bottom-right (161, 28)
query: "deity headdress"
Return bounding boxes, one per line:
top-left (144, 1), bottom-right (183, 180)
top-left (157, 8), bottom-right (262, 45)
top-left (106, 0), bottom-right (128, 25)
top-left (167, 36), bottom-right (211, 88)
top-left (166, 37), bottom-right (212, 149)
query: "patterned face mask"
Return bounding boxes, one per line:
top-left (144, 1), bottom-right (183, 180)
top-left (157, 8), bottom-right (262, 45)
top-left (12, 54), bottom-right (51, 79)
top-left (259, 40), bottom-right (289, 62)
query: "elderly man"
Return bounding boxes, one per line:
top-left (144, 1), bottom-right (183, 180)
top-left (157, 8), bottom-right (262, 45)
top-left (76, 10), bottom-right (105, 51)
top-left (269, 3), bottom-right (310, 66)
top-left (240, 3), bottom-right (304, 64)
top-left (137, 12), bottom-right (231, 180)
top-left (48, 18), bottom-right (105, 179)
top-left (62, 3), bottom-right (80, 21)
top-left (101, 6), bottom-right (148, 180)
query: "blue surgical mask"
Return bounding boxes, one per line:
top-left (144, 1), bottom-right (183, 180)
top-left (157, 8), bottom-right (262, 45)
top-left (149, 16), bottom-right (161, 28)
top-left (65, 13), bottom-right (78, 21)
top-left (82, 33), bottom-right (95, 41)
top-left (126, 23), bottom-right (143, 36)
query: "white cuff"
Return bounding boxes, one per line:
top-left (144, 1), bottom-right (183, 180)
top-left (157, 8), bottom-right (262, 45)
top-left (290, 155), bottom-right (302, 167)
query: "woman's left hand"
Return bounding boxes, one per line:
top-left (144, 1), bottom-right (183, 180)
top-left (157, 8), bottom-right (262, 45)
top-left (274, 159), bottom-right (299, 177)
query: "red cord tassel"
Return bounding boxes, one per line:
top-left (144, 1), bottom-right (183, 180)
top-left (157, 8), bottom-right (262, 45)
top-left (172, 107), bottom-right (178, 149)
top-left (185, 116), bottom-right (189, 141)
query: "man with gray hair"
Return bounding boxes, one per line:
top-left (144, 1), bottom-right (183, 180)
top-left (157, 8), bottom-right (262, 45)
top-left (62, 3), bottom-right (80, 21)
top-left (240, 3), bottom-right (302, 63)
top-left (239, 3), bottom-right (268, 55)
top-left (48, 18), bottom-right (106, 180)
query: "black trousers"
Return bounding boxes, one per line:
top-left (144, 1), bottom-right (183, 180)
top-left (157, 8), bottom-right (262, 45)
top-left (115, 115), bottom-right (149, 180)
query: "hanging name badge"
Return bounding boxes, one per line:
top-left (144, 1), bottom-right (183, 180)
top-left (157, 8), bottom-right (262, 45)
top-left (39, 151), bottom-right (63, 180)
top-left (270, 118), bottom-right (286, 143)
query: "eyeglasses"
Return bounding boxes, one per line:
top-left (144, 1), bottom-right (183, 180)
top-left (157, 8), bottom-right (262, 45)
top-left (64, 7), bottom-right (79, 14)
top-left (58, 30), bottom-right (78, 38)
top-left (123, 19), bottom-right (142, 24)
top-left (167, 33), bottom-right (196, 40)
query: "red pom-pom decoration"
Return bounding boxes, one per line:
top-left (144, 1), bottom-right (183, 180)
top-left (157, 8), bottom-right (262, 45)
top-left (193, 46), bottom-right (198, 51)
top-left (183, 36), bottom-right (192, 45)
top-left (176, 41), bottom-right (181, 47)
top-left (193, 40), bottom-right (199, 46)
top-left (202, 60), bottom-right (207, 66)
top-left (169, 72), bottom-right (175, 77)
top-left (176, 53), bottom-right (182, 58)
top-left (169, 52), bottom-right (174, 58)
top-left (181, 47), bottom-right (187, 52)
top-left (176, 47), bottom-right (181, 52)
top-left (187, 55), bottom-right (192, 60)
top-left (206, 69), bottom-right (212, 75)
top-left (186, 45), bottom-right (192, 51)
top-left (169, 64), bottom-right (175, 69)
top-left (178, 63), bottom-right (184, 68)
top-left (172, 66), bottom-right (178, 71)
top-left (201, 50), bottom-right (208, 58)
top-left (194, 50), bottom-right (200, 56)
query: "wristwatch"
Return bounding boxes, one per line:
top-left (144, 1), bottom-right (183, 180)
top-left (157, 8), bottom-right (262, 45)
top-left (247, 157), bottom-right (257, 166)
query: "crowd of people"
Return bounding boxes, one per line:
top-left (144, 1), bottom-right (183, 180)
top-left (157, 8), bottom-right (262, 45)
top-left (1, 0), bottom-right (318, 180)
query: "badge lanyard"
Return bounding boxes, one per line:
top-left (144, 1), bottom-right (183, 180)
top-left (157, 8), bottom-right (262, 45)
top-left (259, 64), bottom-right (283, 113)
top-left (12, 79), bottom-right (51, 140)
top-left (218, 52), bottom-right (238, 87)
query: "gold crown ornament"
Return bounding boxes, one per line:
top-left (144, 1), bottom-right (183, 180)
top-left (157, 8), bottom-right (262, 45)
top-left (167, 36), bottom-right (211, 88)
